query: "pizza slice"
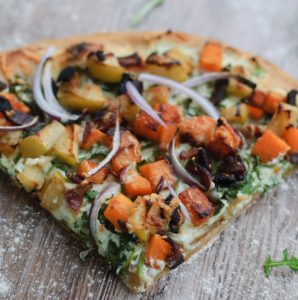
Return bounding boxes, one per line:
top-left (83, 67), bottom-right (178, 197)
top-left (0, 31), bottom-right (297, 292)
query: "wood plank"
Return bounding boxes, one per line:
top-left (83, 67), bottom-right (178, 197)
top-left (0, 0), bottom-right (298, 299)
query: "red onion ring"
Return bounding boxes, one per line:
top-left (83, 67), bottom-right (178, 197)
top-left (139, 73), bottom-right (219, 119)
top-left (0, 116), bottom-right (39, 132)
top-left (183, 72), bottom-right (235, 89)
top-left (164, 181), bottom-right (191, 222)
top-left (89, 182), bottom-right (121, 245)
top-left (33, 47), bottom-right (79, 122)
top-left (168, 135), bottom-right (206, 191)
top-left (125, 81), bottom-right (166, 127)
top-left (42, 60), bottom-right (80, 120)
top-left (85, 114), bottom-right (121, 177)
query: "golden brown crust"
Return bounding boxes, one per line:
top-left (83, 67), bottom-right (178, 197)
top-left (1, 31), bottom-right (298, 292)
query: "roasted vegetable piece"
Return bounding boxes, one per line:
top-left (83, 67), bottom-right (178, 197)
top-left (267, 103), bottom-right (298, 136)
top-left (0, 143), bottom-right (14, 156)
top-left (207, 118), bottom-right (242, 158)
top-left (145, 234), bottom-right (171, 269)
top-left (199, 42), bottom-right (222, 72)
top-left (81, 123), bottom-right (109, 150)
top-left (166, 48), bottom-right (194, 75)
top-left (133, 110), bottom-right (161, 142)
top-left (127, 194), bottom-right (174, 241)
top-left (221, 103), bottom-right (249, 124)
top-left (52, 124), bottom-right (80, 166)
top-left (178, 187), bottom-right (214, 226)
top-left (118, 52), bottom-right (142, 68)
top-left (20, 121), bottom-right (65, 158)
top-left (247, 104), bottom-right (264, 120)
top-left (252, 129), bottom-right (290, 162)
top-left (119, 94), bottom-right (139, 123)
top-left (17, 165), bottom-right (45, 192)
top-left (249, 90), bottom-right (266, 107)
top-left (65, 183), bottom-right (91, 213)
top-left (179, 116), bottom-right (216, 146)
top-left (76, 160), bottom-right (109, 184)
top-left (145, 53), bottom-right (188, 82)
top-left (146, 85), bottom-right (169, 106)
top-left (123, 169), bottom-right (152, 197)
top-left (283, 126), bottom-right (298, 153)
top-left (104, 193), bottom-right (133, 230)
top-left (57, 73), bottom-right (108, 112)
top-left (226, 77), bottom-right (254, 98)
top-left (139, 159), bottom-right (177, 191)
top-left (154, 103), bottom-right (182, 124)
top-left (159, 124), bottom-right (177, 151)
top-left (87, 52), bottom-right (125, 83)
top-left (263, 91), bottom-right (286, 114)
top-left (39, 172), bottom-right (65, 212)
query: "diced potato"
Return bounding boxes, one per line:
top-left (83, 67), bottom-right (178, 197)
top-left (20, 121), bottom-right (66, 158)
top-left (87, 53), bottom-right (125, 83)
top-left (17, 165), bottom-right (45, 192)
top-left (119, 94), bottom-right (139, 123)
top-left (146, 53), bottom-right (188, 82)
top-left (226, 78), bottom-right (253, 98)
top-left (267, 103), bottom-right (298, 136)
top-left (57, 73), bottom-right (108, 112)
top-left (166, 48), bottom-right (194, 75)
top-left (146, 85), bottom-right (169, 106)
top-left (39, 172), bottom-right (66, 212)
top-left (221, 103), bottom-right (249, 124)
top-left (52, 124), bottom-right (80, 166)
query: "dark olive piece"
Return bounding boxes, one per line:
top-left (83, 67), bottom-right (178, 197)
top-left (0, 95), bottom-right (12, 112)
top-left (213, 173), bottom-right (238, 187)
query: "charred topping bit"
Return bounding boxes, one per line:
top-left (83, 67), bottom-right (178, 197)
top-left (237, 76), bottom-right (257, 89)
top-left (164, 194), bottom-right (174, 205)
top-left (146, 52), bottom-right (180, 67)
top-left (286, 89), bottom-right (298, 106)
top-left (118, 53), bottom-right (142, 68)
top-left (118, 73), bottom-right (143, 95)
top-left (185, 157), bottom-right (212, 190)
top-left (0, 81), bottom-right (7, 91)
top-left (196, 147), bottom-right (212, 171)
top-left (165, 237), bottom-right (184, 269)
top-left (210, 79), bottom-right (228, 105)
top-left (67, 42), bottom-right (103, 60)
top-left (169, 206), bottom-right (183, 234)
top-left (66, 171), bottom-right (84, 184)
top-left (213, 173), bottom-right (238, 187)
top-left (57, 66), bottom-right (78, 82)
top-left (288, 153), bottom-right (298, 164)
top-left (0, 95), bottom-right (13, 111)
top-left (95, 50), bottom-right (105, 62)
top-left (65, 183), bottom-right (92, 213)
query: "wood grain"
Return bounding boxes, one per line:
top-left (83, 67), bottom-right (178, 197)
top-left (0, 0), bottom-right (298, 299)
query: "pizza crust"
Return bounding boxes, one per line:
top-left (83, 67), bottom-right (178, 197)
top-left (1, 31), bottom-right (298, 292)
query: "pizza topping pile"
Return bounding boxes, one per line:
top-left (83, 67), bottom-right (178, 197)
top-left (0, 36), bottom-right (297, 283)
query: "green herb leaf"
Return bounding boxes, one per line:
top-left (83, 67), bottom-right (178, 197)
top-left (84, 189), bottom-right (97, 203)
top-left (78, 144), bottom-right (109, 161)
top-left (263, 249), bottom-right (298, 277)
top-left (130, 0), bottom-right (165, 27)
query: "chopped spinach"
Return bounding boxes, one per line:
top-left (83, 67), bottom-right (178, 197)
top-left (182, 98), bottom-right (204, 116)
top-left (78, 144), bottom-right (109, 161)
top-left (84, 189), bottom-right (97, 203)
top-left (48, 159), bottom-right (70, 174)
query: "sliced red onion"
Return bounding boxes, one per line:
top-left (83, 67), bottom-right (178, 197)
top-left (139, 73), bottom-right (219, 119)
top-left (0, 116), bottom-right (39, 132)
top-left (183, 72), bottom-right (235, 89)
top-left (33, 47), bottom-right (79, 122)
top-left (125, 81), bottom-right (166, 127)
top-left (86, 115), bottom-right (121, 177)
top-left (165, 181), bottom-right (191, 222)
top-left (89, 182), bottom-right (121, 245)
top-left (168, 136), bottom-right (206, 191)
top-left (42, 60), bottom-right (80, 120)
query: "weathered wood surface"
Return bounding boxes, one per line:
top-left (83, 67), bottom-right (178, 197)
top-left (0, 0), bottom-right (298, 299)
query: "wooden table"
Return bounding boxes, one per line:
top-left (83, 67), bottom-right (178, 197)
top-left (0, 0), bottom-right (298, 299)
